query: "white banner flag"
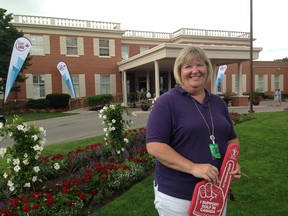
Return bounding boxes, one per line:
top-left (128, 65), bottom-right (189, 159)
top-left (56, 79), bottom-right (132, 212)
top-left (57, 61), bottom-right (76, 98)
top-left (216, 65), bottom-right (227, 90)
top-left (4, 37), bottom-right (31, 102)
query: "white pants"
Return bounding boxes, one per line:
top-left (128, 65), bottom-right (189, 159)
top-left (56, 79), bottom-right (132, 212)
top-left (153, 183), bottom-right (227, 216)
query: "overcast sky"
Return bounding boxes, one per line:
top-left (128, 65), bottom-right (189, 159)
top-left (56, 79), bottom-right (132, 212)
top-left (1, 0), bottom-right (287, 61)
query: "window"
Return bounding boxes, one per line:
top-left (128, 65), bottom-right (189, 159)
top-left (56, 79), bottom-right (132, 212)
top-left (257, 75), bottom-right (265, 92)
top-left (33, 75), bottom-right (45, 98)
top-left (30, 35), bottom-right (44, 55)
top-left (66, 37), bottom-right (78, 55)
top-left (100, 75), bottom-right (110, 94)
top-left (274, 75), bottom-right (280, 90)
top-left (233, 75), bottom-right (239, 93)
top-left (121, 45), bottom-right (129, 60)
top-left (71, 75), bottom-right (80, 97)
top-left (99, 40), bottom-right (109, 56)
top-left (140, 46), bottom-right (149, 53)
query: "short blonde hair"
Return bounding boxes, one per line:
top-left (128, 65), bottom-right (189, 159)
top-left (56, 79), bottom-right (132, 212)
top-left (173, 46), bottom-right (213, 85)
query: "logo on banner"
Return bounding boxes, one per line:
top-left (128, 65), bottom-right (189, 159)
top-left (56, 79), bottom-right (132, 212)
top-left (15, 41), bottom-right (30, 52)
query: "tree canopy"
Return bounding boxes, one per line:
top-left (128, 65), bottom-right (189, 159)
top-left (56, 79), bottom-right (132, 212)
top-left (274, 57), bottom-right (288, 62)
top-left (0, 8), bottom-right (31, 96)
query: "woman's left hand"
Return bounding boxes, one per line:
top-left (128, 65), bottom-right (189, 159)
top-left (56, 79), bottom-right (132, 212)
top-left (230, 163), bottom-right (241, 179)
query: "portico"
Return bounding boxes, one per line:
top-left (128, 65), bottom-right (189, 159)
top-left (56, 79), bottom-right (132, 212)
top-left (118, 43), bottom-right (262, 106)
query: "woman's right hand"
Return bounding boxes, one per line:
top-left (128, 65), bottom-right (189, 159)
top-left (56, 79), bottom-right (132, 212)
top-left (190, 163), bottom-right (219, 184)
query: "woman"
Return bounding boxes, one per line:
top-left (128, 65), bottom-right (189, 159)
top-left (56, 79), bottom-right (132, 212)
top-left (146, 46), bottom-right (241, 216)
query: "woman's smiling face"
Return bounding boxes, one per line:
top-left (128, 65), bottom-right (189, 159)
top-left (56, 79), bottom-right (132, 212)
top-left (180, 58), bottom-right (208, 93)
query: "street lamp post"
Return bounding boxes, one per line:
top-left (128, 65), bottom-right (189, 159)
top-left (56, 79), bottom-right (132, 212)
top-left (249, 0), bottom-right (255, 113)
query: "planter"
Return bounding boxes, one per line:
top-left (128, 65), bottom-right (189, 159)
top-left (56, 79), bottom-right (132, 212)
top-left (141, 104), bottom-right (150, 111)
top-left (252, 99), bottom-right (260, 106)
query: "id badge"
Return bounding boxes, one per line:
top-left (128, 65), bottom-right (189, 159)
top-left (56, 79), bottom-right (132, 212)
top-left (209, 143), bottom-right (221, 159)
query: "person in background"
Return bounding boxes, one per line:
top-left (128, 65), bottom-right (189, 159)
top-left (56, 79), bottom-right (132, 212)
top-left (277, 88), bottom-right (282, 106)
top-left (146, 46), bottom-right (241, 216)
top-left (146, 90), bottom-right (152, 99)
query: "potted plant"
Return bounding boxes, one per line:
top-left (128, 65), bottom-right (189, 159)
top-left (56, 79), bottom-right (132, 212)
top-left (251, 90), bottom-right (264, 106)
top-left (222, 90), bottom-right (233, 106)
top-left (140, 99), bottom-right (150, 111)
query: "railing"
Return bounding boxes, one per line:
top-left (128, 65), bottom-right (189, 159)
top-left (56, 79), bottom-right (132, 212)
top-left (12, 15), bottom-right (121, 30)
top-left (12, 15), bottom-right (250, 39)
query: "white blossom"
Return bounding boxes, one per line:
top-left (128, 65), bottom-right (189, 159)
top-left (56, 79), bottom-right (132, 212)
top-left (39, 127), bottom-right (46, 136)
top-left (23, 158), bottom-right (29, 165)
top-left (103, 128), bottom-right (107, 132)
top-left (3, 172), bottom-right (8, 179)
top-left (17, 125), bottom-right (25, 131)
top-left (32, 176), bottom-right (37, 182)
top-left (24, 183), bottom-right (31, 188)
top-left (14, 165), bottom-right (21, 172)
top-left (0, 148), bottom-right (7, 158)
top-left (24, 153), bottom-right (28, 158)
top-left (13, 158), bottom-right (20, 165)
top-left (53, 163), bottom-right (60, 170)
top-left (33, 166), bottom-right (40, 173)
top-left (32, 134), bottom-right (38, 141)
top-left (124, 138), bottom-right (129, 143)
top-left (103, 115), bottom-right (107, 120)
top-left (112, 119), bottom-right (116, 123)
top-left (33, 145), bottom-right (40, 151)
top-left (116, 150), bottom-right (121, 154)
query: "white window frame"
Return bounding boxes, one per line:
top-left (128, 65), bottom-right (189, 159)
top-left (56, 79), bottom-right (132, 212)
top-left (66, 37), bottom-right (78, 55)
top-left (100, 75), bottom-right (110, 94)
top-left (140, 45), bottom-right (149, 53)
top-left (99, 39), bottom-right (109, 56)
top-left (121, 45), bottom-right (129, 60)
top-left (33, 75), bottom-right (45, 98)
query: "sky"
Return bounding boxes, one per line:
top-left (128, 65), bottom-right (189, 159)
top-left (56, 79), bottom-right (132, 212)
top-left (1, 0), bottom-right (287, 61)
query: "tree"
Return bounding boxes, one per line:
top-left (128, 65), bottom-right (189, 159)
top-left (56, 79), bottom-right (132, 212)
top-left (274, 57), bottom-right (288, 62)
top-left (0, 8), bottom-right (32, 97)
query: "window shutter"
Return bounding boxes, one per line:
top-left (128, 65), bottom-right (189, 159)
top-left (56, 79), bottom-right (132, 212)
top-left (109, 39), bottom-right (115, 57)
top-left (43, 35), bottom-right (50, 54)
top-left (60, 36), bottom-right (67, 55)
top-left (45, 74), bottom-right (52, 95)
top-left (93, 39), bottom-right (99, 56)
top-left (110, 74), bottom-right (116, 95)
top-left (79, 74), bottom-right (86, 97)
top-left (95, 74), bottom-right (101, 94)
top-left (78, 37), bottom-right (84, 55)
top-left (25, 74), bottom-right (33, 99)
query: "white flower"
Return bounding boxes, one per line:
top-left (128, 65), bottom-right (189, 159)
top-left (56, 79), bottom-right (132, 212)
top-left (99, 109), bottom-right (104, 114)
top-left (121, 148), bottom-right (125, 152)
top-left (24, 153), bottom-right (28, 158)
top-left (3, 172), bottom-right (8, 179)
top-left (14, 165), bottom-right (21, 172)
top-left (33, 145), bottom-right (40, 151)
top-left (9, 185), bottom-right (15, 192)
top-left (53, 163), bottom-right (60, 170)
top-left (103, 128), bottom-right (107, 132)
top-left (103, 115), bottom-right (107, 120)
top-left (24, 182), bottom-right (31, 188)
top-left (124, 138), bottom-right (129, 143)
top-left (116, 150), bottom-right (121, 154)
top-left (99, 114), bottom-right (103, 118)
top-left (0, 148), bottom-right (7, 158)
top-left (23, 158), bottom-right (29, 165)
top-left (33, 166), bottom-right (40, 173)
top-left (13, 158), bottom-right (20, 165)
top-left (32, 176), bottom-right (37, 182)
top-left (112, 119), bottom-right (116, 123)
top-left (17, 125), bottom-right (25, 131)
top-left (7, 180), bottom-right (13, 187)
top-left (32, 134), bottom-right (38, 141)
top-left (39, 127), bottom-right (46, 136)
top-left (39, 138), bottom-right (47, 145)
top-left (35, 155), bottom-right (39, 160)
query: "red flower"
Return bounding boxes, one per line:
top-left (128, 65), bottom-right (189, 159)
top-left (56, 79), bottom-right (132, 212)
top-left (62, 187), bottom-right (69, 194)
top-left (90, 189), bottom-right (96, 196)
top-left (78, 193), bottom-right (86, 199)
top-left (22, 205), bottom-right (31, 212)
top-left (33, 203), bottom-right (40, 209)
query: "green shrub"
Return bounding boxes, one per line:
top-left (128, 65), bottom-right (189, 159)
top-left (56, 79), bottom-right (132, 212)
top-left (25, 99), bottom-right (50, 109)
top-left (87, 94), bottom-right (113, 109)
top-left (46, 93), bottom-right (71, 109)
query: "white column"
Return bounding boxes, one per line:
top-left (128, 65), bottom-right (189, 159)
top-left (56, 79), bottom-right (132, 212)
top-left (211, 63), bottom-right (217, 94)
top-left (123, 70), bottom-right (128, 106)
top-left (154, 61), bottom-right (160, 98)
top-left (146, 71), bottom-right (150, 91)
top-left (238, 62), bottom-right (243, 96)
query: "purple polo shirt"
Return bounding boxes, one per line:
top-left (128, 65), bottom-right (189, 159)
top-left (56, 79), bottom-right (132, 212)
top-left (146, 85), bottom-right (237, 200)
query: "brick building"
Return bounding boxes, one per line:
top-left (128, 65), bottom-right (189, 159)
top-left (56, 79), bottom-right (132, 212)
top-left (5, 14), bottom-right (288, 107)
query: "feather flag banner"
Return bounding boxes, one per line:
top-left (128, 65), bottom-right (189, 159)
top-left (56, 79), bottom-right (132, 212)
top-left (4, 37), bottom-right (31, 103)
top-left (56, 61), bottom-right (76, 98)
top-left (215, 65), bottom-right (227, 90)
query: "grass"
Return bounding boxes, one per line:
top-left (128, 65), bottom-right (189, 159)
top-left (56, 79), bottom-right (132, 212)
top-left (1, 111), bottom-right (288, 215)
